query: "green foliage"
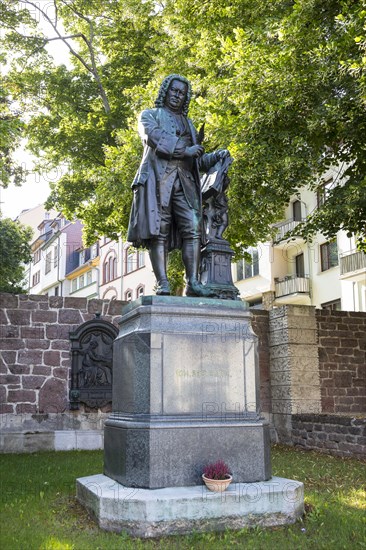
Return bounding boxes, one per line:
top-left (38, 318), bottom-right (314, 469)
top-left (167, 249), bottom-right (185, 296)
top-left (0, 0), bottom-right (365, 248)
top-left (0, 217), bottom-right (32, 293)
top-left (0, 84), bottom-right (26, 187)
top-left (0, 447), bottom-right (365, 548)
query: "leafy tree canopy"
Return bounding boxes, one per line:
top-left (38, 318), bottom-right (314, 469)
top-left (1, 0), bottom-right (365, 251)
top-left (0, 217), bottom-right (32, 293)
top-left (0, 82), bottom-right (26, 187)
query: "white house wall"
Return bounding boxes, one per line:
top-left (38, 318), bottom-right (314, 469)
top-left (17, 205), bottom-right (58, 237)
top-left (123, 263), bottom-right (155, 300)
top-left (42, 232), bottom-right (67, 294)
top-left (235, 242), bottom-right (274, 300)
top-left (99, 238), bottom-right (156, 301)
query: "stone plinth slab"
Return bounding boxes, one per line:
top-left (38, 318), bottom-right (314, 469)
top-left (104, 417), bottom-right (271, 488)
top-left (76, 474), bottom-right (304, 538)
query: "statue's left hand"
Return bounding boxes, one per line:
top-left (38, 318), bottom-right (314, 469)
top-left (185, 145), bottom-right (204, 158)
top-left (216, 149), bottom-right (231, 160)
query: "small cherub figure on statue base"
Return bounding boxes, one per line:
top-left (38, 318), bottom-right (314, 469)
top-left (201, 154), bottom-right (233, 243)
top-left (203, 173), bottom-right (230, 242)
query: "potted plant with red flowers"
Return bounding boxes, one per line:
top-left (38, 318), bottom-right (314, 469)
top-left (202, 460), bottom-right (232, 492)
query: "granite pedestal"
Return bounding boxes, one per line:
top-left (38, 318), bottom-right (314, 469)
top-left (77, 296), bottom-right (304, 536)
top-left (103, 296), bottom-right (271, 488)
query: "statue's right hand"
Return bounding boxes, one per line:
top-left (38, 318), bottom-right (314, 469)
top-left (185, 145), bottom-right (204, 158)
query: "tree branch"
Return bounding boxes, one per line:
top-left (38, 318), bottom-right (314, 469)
top-left (21, 0), bottom-right (111, 114)
top-left (22, 1), bottom-right (92, 71)
top-left (57, 0), bottom-right (111, 115)
top-left (53, 0), bottom-right (58, 27)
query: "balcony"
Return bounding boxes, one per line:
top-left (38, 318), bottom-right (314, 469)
top-left (340, 250), bottom-right (366, 281)
top-left (272, 219), bottom-right (305, 247)
top-left (274, 275), bottom-right (311, 305)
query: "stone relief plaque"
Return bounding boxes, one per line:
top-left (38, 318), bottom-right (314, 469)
top-left (69, 316), bottom-right (118, 410)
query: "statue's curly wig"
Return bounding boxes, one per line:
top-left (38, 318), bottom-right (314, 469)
top-left (154, 74), bottom-right (192, 116)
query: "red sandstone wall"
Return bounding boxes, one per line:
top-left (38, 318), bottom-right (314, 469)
top-left (316, 310), bottom-right (366, 414)
top-left (1, 296), bottom-right (365, 421)
top-left (0, 294), bottom-right (124, 415)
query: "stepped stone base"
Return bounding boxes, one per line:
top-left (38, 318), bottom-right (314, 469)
top-left (76, 474), bottom-right (304, 538)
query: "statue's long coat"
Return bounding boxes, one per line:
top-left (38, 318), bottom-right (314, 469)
top-left (127, 107), bottom-right (218, 249)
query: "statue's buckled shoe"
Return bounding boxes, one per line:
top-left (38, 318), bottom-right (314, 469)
top-left (156, 281), bottom-right (171, 296)
top-left (186, 280), bottom-right (215, 298)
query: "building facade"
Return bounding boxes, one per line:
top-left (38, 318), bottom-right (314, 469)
top-left (28, 215), bottom-right (84, 297)
top-left (234, 166), bottom-right (366, 312)
top-left (21, 208), bottom-right (156, 301)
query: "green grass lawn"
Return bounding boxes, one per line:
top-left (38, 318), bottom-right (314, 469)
top-left (0, 445), bottom-right (365, 549)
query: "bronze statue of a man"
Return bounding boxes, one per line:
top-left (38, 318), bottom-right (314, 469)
top-left (127, 74), bottom-right (228, 296)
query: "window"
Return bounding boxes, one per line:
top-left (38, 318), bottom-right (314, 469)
top-left (320, 241), bottom-right (338, 271)
top-left (321, 299), bottom-right (341, 311)
top-left (295, 253), bottom-right (305, 277)
top-left (237, 248), bottom-right (259, 280)
top-left (79, 274), bottom-right (85, 288)
top-left (317, 178), bottom-right (333, 208)
top-left (292, 200), bottom-right (302, 222)
top-left (103, 259), bottom-right (109, 283)
top-left (138, 250), bottom-right (145, 268)
top-left (54, 245), bottom-right (59, 268)
top-left (86, 271), bottom-right (92, 285)
top-left (125, 289), bottom-right (132, 301)
top-left (32, 271), bottom-right (40, 286)
top-left (136, 285), bottom-right (144, 299)
top-left (91, 243), bottom-right (98, 259)
top-left (125, 247), bottom-right (145, 274)
top-left (33, 249), bottom-right (41, 264)
top-left (79, 250), bottom-right (86, 266)
top-left (103, 254), bottom-right (118, 283)
top-left (45, 251), bottom-right (52, 274)
top-left (71, 278), bottom-right (78, 292)
top-left (113, 257), bottom-right (118, 279)
top-left (54, 286), bottom-right (59, 296)
top-left (126, 248), bottom-right (135, 273)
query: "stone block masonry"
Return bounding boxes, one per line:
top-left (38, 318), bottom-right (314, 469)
top-left (268, 305), bottom-right (322, 444)
top-left (0, 293), bottom-right (125, 452)
top-left (268, 305), bottom-right (365, 457)
top-left (292, 414), bottom-right (365, 460)
top-left (1, 295), bottom-right (365, 456)
top-left (316, 310), bottom-right (366, 414)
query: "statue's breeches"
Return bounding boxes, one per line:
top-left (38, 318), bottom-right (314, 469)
top-left (158, 177), bottom-right (201, 240)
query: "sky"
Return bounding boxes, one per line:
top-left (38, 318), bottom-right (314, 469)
top-left (1, 147), bottom-right (59, 219)
top-left (1, 179), bottom-right (52, 220)
top-left (1, 2), bottom-right (72, 220)
top-left (0, 154), bottom-right (66, 220)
